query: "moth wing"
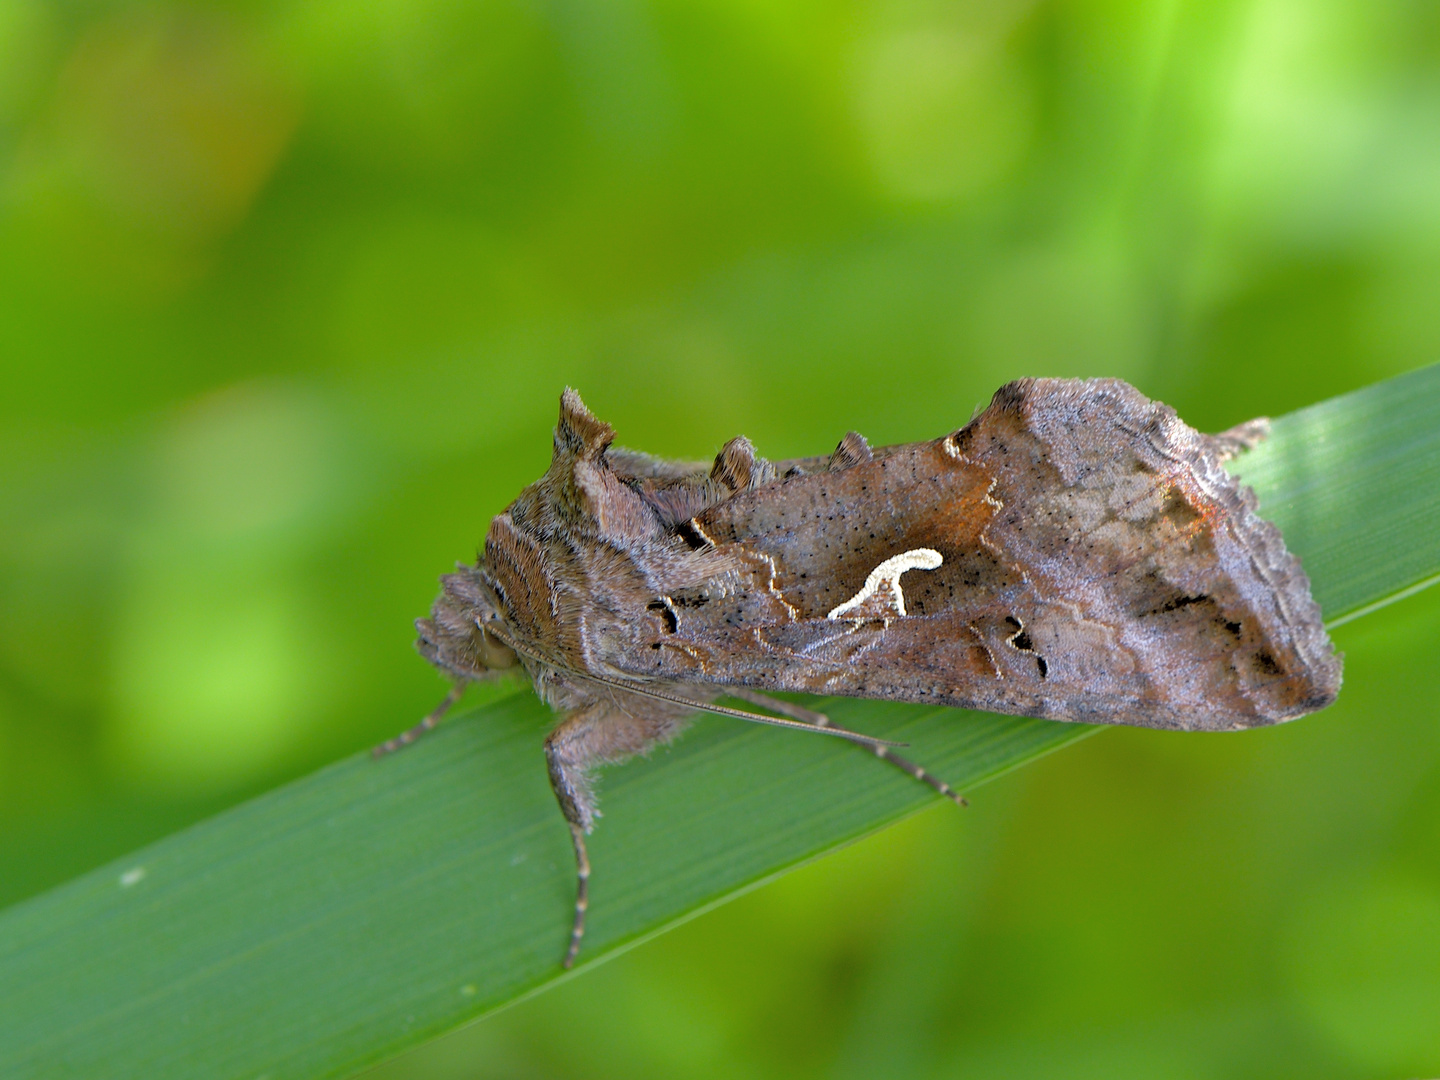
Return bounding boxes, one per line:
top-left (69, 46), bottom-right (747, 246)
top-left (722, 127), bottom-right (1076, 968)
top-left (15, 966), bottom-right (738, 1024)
top-left (610, 379), bottom-right (1339, 732)
top-left (607, 447), bottom-right (711, 481)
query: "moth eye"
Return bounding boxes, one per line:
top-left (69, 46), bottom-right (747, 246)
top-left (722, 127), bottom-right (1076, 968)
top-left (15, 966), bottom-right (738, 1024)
top-left (477, 630), bottom-right (518, 670)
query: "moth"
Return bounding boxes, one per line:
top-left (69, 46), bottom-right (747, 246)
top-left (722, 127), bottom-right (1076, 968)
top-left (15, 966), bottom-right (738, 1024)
top-left (380, 378), bottom-right (1341, 968)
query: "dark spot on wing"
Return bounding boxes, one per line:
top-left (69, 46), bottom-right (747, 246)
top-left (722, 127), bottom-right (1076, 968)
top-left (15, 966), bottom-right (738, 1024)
top-left (1003, 615), bottom-right (1047, 679)
top-left (1148, 593), bottom-right (1210, 615)
top-left (676, 519), bottom-right (712, 550)
top-left (1253, 650), bottom-right (1282, 676)
top-left (647, 600), bottom-right (679, 634)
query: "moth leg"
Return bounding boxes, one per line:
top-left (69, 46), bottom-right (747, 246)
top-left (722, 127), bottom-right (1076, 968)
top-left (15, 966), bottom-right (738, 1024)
top-left (728, 689), bottom-right (966, 808)
top-left (563, 821), bottom-right (590, 972)
top-left (869, 744), bottom-right (968, 807)
top-left (544, 715), bottom-right (595, 969)
top-left (371, 682), bottom-right (468, 758)
top-left (544, 701), bottom-right (692, 968)
top-left (726, 687), bottom-right (831, 727)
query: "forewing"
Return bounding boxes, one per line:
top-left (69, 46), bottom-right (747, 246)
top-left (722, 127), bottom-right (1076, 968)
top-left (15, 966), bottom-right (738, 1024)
top-left (613, 379), bottom-right (1340, 731)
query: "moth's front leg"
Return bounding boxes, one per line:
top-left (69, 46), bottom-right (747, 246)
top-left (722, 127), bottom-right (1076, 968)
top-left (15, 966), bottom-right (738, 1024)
top-left (543, 698), bottom-right (693, 968)
top-left (371, 681), bottom-right (468, 757)
top-left (543, 707), bottom-right (600, 969)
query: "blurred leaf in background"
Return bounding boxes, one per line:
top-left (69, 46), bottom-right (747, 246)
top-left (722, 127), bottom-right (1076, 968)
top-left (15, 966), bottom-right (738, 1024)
top-left (0, 0), bottom-right (1437, 1076)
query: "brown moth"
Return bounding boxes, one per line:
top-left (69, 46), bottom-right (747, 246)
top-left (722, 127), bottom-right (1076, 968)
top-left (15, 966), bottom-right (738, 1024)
top-left (381, 378), bottom-right (1342, 968)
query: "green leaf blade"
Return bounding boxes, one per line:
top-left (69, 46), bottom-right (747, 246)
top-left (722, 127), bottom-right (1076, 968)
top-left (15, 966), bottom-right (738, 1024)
top-left (1231, 361), bottom-right (1440, 621)
top-left (0, 693), bottom-right (1084, 1080)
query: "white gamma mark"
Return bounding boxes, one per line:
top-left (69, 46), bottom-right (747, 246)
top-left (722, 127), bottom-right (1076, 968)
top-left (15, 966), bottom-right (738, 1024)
top-left (826, 548), bottom-right (944, 620)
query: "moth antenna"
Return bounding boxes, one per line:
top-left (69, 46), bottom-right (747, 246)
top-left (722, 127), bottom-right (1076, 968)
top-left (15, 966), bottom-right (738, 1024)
top-left (572, 668), bottom-right (909, 748)
top-left (480, 621), bottom-right (907, 749)
top-left (726, 687), bottom-right (831, 727)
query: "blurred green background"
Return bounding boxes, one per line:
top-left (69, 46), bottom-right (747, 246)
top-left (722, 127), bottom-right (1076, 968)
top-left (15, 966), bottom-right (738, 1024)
top-left (1, 0), bottom-right (1438, 1076)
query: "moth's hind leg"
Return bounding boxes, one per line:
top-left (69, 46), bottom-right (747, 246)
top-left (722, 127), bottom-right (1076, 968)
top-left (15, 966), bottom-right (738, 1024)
top-left (544, 700), bottom-right (692, 968)
top-left (730, 688), bottom-right (967, 808)
top-left (372, 682), bottom-right (468, 757)
top-left (869, 744), bottom-right (968, 807)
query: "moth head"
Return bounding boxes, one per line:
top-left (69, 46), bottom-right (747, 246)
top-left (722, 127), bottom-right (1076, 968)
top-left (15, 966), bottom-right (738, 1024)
top-left (416, 566), bottom-right (520, 679)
